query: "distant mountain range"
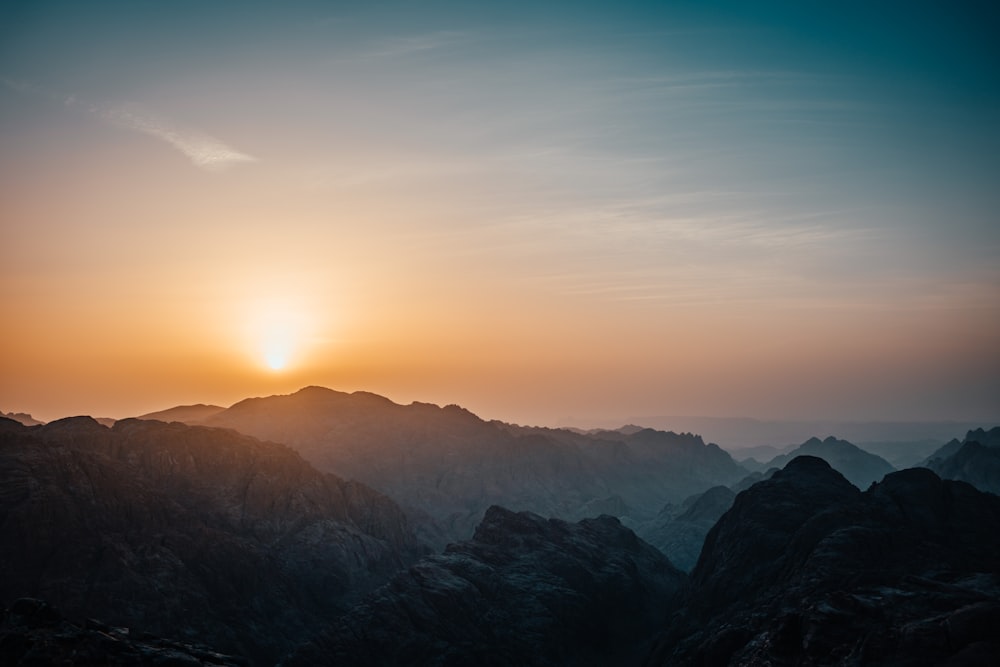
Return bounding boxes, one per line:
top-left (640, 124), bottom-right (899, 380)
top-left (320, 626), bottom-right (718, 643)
top-left (156, 386), bottom-right (749, 545)
top-left (0, 411), bottom-right (44, 426)
top-left (751, 435), bottom-right (896, 489)
top-left (627, 415), bottom-right (996, 450)
top-left (3, 394), bottom-right (997, 666)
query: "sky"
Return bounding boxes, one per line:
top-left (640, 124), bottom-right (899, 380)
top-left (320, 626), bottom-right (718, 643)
top-left (1, 0), bottom-right (998, 426)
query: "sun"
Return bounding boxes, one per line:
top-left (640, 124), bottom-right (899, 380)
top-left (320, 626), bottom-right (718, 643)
top-left (245, 297), bottom-right (313, 373)
top-left (264, 348), bottom-right (288, 371)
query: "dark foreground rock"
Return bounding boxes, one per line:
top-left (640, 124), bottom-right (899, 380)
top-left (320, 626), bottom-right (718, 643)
top-left (645, 456), bottom-right (1000, 666)
top-left (284, 506), bottom-right (688, 667)
top-left (0, 416), bottom-right (427, 665)
top-left (0, 598), bottom-right (246, 666)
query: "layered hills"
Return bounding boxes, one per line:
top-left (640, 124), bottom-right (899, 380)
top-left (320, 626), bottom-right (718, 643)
top-left (190, 387), bottom-right (748, 545)
top-left (924, 427), bottom-right (1000, 495)
top-left (285, 506), bottom-right (687, 667)
top-left (0, 416), bottom-right (426, 665)
top-left (748, 435), bottom-right (896, 489)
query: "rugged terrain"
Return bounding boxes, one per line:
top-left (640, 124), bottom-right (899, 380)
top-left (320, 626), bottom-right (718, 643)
top-left (646, 456), bottom-right (1000, 665)
top-left (0, 416), bottom-right (426, 665)
top-left (924, 427), bottom-right (1000, 495)
top-left (195, 387), bottom-right (748, 545)
top-left (284, 506), bottom-right (688, 667)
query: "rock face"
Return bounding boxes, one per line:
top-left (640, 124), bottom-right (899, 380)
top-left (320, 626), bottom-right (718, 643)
top-left (762, 435), bottom-right (895, 489)
top-left (285, 506), bottom-right (688, 667)
top-left (200, 387), bottom-right (748, 545)
top-left (646, 455), bottom-right (1000, 666)
top-left (925, 427), bottom-right (1000, 495)
top-left (0, 416), bottom-right (426, 665)
top-left (632, 486), bottom-right (736, 572)
top-left (0, 598), bottom-right (246, 666)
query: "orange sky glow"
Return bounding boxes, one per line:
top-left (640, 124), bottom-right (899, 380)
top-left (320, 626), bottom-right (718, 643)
top-left (1, 2), bottom-right (998, 426)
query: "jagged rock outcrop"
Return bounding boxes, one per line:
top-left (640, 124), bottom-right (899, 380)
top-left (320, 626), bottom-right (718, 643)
top-left (200, 387), bottom-right (747, 545)
top-left (762, 435), bottom-right (895, 489)
top-left (0, 416), bottom-right (427, 665)
top-left (285, 506), bottom-right (688, 667)
top-left (0, 598), bottom-right (246, 666)
top-left (924, 427), bottom-right (1000, 495)
top-left (646, 456), bottom-right (1000, 666)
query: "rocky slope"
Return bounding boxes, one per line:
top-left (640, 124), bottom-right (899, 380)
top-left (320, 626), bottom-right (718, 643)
top-left (645, 456), bottom-right (1000, 665)
top-left (0, 416), bottom-right (426, 665)
top-left (631, 486), bottom-right (736, 572)
top-left (199, 387), bottom-right (747, 545)
top-left (925, 427), bottom-right (1000, 495)
top-left (284, 506), bottom-right (688, 667)
top-left (761, 435), bottom-right (895, 489)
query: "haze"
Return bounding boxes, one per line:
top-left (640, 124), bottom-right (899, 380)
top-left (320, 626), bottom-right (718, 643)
top-left (2, 1), bottom-right (998, 425)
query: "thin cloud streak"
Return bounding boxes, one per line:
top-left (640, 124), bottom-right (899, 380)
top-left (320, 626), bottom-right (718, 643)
top-left (99, 105), bottom-right (257, 171)
top-left (2, 77), bottom-right (256, 172)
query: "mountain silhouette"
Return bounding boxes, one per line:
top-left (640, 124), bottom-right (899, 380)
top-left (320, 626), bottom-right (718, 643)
top-left (760, 435), bottom-right (895, 488)
top-left (197, 386), bottom-right (748, 545)
top-left (137, 403), bottom-right (225, 424)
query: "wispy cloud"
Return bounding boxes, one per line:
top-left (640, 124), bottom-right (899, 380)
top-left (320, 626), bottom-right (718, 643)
top-left (2, 77), bottom-right (256, 172)
top-left (98, 105), bottom-right (256, 171)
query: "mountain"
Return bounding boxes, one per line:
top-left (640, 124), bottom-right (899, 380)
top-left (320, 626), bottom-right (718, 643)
top-left (852, 438), bottom-right (947, 469)
top-left (729, 442), bottom-right (795, 466)
top-left (626, 416), bottom-right (994, 450)
top-left (0, 416), bottom-right (426, 665)
top-left (201, 386), bottom-right (748, 545)
top-left (284, 506), bottom-right (687, 667)
top-left (925, 427), bottom-right (1000, 495)
top-left (632, 486), bottom-right (736, 572)
top-left (137, 403), bottom-right (225, 424)
top-left (0, 411), bottom-right (43, 426)
top-left (761, 435), bottom-right (895, 488)
top-left (646, 456), bottom-right (1000, 665)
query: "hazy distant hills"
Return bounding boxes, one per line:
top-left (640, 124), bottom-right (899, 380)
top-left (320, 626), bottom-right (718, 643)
top-left (137, 403), bottom-right (225, 424)
top-left (0, 411), bottom-right (43, 426)
top-left (196, 386), bottom-right (749, 545)
top-left (647, 456), bottom-right (1000, 665)
top-left (0, 415), bottom-right (426, 664)
top-left (924, 427), bottom-right (1000, 495)
top-left (286, 506), bottom-right (687, 667)
top-left (752, 435), bottom-right (896, 489)
top-left (632, 485), bottom-right (737, 572)
top-left (634, 415), bottom-right (994, 450)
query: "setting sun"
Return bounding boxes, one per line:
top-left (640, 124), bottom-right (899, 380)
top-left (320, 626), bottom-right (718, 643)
top-left (243, 296), bottom-right (316, 373)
